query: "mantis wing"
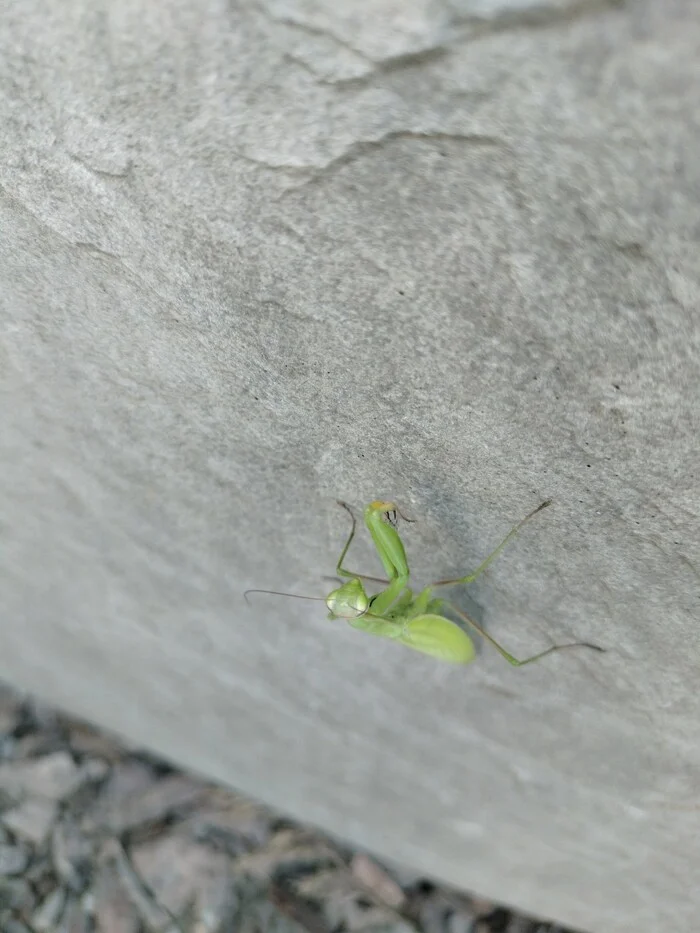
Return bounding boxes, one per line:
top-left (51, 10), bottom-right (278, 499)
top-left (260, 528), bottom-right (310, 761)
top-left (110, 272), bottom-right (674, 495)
top-left (397, 614), bottom-right (476, 664)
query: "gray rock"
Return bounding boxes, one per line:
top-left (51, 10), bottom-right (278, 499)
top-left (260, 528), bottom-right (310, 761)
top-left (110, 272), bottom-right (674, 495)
top-left (130, 829), bottom-right (232, 919)
top-left (182, 790), bottom-right (272, 854)
top-left (1, 1), bottom-right (699, 932)
top-left (2, 798), bottom-right (58, 846)
top-left (57, 896), bottom-right (92, 933)
top-left (3, 921), bottom-right (33, 933)
top-left (106, 774), bottom-right (205, 834)
top-left (0, 753), bottom-right (81, 802)
top-left (51, 818), bottom-right (94, 891)
top-left (99, 839), bottom-right (174, 932)
top-left (84, 761), bottom-right (160, 833)
top-left (32, 886), bottom-right (68, 932)
top-left (92, 858), bottom-right (141, 933)
top-left (0, 842), bottom-right (31, 876)
top-left (0, 876), bottom-right (35, 913)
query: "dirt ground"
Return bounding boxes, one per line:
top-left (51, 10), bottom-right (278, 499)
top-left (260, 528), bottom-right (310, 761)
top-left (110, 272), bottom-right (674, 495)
top-left (0, 682), bottom-right (584, 933)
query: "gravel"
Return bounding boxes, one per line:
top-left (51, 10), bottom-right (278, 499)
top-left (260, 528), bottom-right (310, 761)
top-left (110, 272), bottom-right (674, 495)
top-left (0, 683), bottom-right (586, 933)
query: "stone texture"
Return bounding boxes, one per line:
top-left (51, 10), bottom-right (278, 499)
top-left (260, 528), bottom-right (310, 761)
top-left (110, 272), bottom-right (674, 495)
top-left (92, 859), bottom-right (142, 933)
top-left (1, 1), bottom-right (699, 932)
top-left (0, 843), bottom-right (31, 877)
top-left (103, 774), bottom-right (205, 834)
top-left (0, 686), bottom-right (551, 933)
top-left (32, 887), bottom-right (67, 932)
top-left (3, 799), bottom-right (59, 847)
top-left (0, 753), bottom-right (82, 802)
top-left (130, 831), bottom-right (231, 918)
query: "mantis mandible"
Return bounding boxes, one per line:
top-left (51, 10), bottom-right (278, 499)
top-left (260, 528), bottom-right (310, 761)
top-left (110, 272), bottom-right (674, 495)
top-left (245, 499), bottom-right (603, 666)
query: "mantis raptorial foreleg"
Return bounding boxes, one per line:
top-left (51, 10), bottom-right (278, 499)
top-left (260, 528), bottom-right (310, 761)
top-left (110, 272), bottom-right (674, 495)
top-left (335, 500), bottom-right (412, 615)
top-left (334, 501), bottom-right (388, 585)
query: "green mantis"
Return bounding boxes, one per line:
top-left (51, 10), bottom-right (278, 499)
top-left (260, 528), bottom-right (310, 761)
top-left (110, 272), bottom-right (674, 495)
top-left (246, 499), bottom-right (603, 667)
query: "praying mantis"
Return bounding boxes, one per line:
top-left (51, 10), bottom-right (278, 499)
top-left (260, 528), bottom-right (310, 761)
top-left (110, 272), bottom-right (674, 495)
top-left (245, 499), bottom-right (603, 667)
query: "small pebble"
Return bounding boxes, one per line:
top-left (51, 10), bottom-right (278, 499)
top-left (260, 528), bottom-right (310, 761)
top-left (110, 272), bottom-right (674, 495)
top-left (32, 886), bottom-right (67, 932)
top-left (0, 842), bottom-right (30, 875)
top-left (3, 797), bottom-right (58, 845)
top-left (0, 876), bottom-right (34, 911)
top-left (4, 920), bottom-right (33, 933)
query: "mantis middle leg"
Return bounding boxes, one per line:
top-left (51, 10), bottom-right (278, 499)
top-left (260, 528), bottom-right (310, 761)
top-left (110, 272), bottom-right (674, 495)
top-left (433, 500), bottom-right (552, 588)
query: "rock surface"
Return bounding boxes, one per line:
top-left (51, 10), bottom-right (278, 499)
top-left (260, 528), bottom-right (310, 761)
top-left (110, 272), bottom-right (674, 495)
top-left (1, 2), bottom-right (699, 931)
top-left (0, 686), bottom-right (576, 933)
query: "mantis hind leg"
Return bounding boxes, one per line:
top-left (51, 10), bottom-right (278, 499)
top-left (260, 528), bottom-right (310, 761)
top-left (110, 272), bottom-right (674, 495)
top-left (443, 599), bottom-right (604, 667)
top-left (334, 501), bottom-right (389, 584)
top-left (433, 500), bottom-right (552, 588)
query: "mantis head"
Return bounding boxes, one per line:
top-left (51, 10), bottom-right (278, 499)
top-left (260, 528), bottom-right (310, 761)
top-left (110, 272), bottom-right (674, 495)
top-left (366, 500), bottom-right (399, 528)
top-left (326, 578), bottom-right (370, 620)
top-left (365, 500), bottom-right (416, 528)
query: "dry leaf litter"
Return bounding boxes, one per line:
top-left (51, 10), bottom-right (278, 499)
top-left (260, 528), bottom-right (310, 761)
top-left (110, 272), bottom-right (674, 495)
top-left (0, 683), bottom-right (584, 933)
